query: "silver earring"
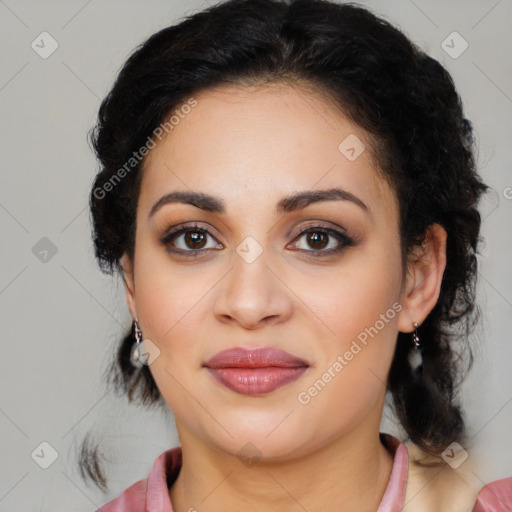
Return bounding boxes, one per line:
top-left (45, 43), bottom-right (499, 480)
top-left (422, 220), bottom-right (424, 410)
top-left (408, 321), bottom-right (423, 371)
top-left (133, 318), bottom-right (142, 345)
top-left (131, 318), bottom-right (144, 367)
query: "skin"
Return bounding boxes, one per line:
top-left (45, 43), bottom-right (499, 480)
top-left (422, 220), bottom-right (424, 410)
top-left (120, 82), bottom-right (447, 512)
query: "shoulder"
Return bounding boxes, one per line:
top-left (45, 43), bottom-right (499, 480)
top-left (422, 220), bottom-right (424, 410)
top-left (94, 445), bottom-right (182, 512)
top-left (96, 478), bottom-right (148, 511)
top-left (472, 477), bottom-right (512, 512)
top-left (403, 440), bottom-right (512, 512)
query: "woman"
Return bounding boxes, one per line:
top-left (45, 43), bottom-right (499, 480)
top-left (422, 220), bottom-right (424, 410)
top-left (83, 0), bottom-right (512, 510)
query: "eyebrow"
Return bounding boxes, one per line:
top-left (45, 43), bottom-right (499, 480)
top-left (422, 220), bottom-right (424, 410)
top-left (148, 187), bottom-right (369, 219)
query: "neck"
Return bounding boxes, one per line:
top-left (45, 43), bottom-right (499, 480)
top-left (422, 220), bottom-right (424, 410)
top-left (169, 424), bottom-right (394, 512)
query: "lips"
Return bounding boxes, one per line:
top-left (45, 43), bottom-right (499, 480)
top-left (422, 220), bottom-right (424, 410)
top-left (203, 347), bottom-right (310, 396)
top-left (204, 346), bottom-right (309, 369)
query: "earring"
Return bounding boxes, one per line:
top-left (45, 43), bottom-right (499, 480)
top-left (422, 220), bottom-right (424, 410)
top-left (131, 318), bottom-right (144, 367)
top-left (133, 318), bottom-right (142, 345)
top-left (408, 321), bottom-right (423, 372)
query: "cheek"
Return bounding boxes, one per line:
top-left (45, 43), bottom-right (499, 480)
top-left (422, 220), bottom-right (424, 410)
top-left (300, 245), bottom-right (402, 343)
top-left (133, 246), bottom-right (212, 341)
top-left (132, 262), bottom-right (207, 413)
top-left (299, 244), bottom-right (402, 398)
top-left (297, 313), bottom-right (398, 439)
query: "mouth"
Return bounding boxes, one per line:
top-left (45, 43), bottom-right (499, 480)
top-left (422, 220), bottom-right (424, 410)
top-left (203, 346), bottom-right (310, 396)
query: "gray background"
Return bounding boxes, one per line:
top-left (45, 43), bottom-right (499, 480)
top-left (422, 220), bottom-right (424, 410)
top-left (0, 0), bottom-right (511, 510)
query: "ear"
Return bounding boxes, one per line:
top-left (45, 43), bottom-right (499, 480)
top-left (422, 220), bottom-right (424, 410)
top-left (397, 223), bottom-right (447, 333)
top-left (120, 253), bottom-right (137, 320)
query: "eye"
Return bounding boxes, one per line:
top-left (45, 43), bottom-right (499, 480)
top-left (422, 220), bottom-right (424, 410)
top-left (288, 224), bottom-right (356, 257)
top-left (160, 222), bottom-right (356, 258)
top-left (160, 223), bottom-right (222, 256)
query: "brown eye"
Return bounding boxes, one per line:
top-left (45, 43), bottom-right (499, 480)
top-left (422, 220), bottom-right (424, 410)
top-left (183, 230), bottom-right (207, 249)
top-left (306, 231), bottom-right (329, 250)
top-left (289, 225), bottom-right (356, 257)
top-left (161, 224), bottom-right (223, 255)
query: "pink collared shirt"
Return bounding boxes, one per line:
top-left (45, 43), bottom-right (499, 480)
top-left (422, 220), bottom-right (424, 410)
top-left (96, 433), bottom-right (512, 511)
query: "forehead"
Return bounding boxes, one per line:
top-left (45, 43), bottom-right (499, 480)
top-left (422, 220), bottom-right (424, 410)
top-left (139, 83), bottom-right (398, 222)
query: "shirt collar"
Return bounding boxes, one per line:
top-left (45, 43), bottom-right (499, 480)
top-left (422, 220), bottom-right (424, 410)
top-left (146, 433), bottom-right (408, 511)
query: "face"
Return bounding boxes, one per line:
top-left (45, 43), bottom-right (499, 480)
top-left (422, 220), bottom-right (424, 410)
top-left (121, 83), bottom-right (427, 460)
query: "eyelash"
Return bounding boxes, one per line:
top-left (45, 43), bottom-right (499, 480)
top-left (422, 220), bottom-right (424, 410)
top-left (160, 222), bottom-right (356, 258)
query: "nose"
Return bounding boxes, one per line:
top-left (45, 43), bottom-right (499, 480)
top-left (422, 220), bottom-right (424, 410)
top-left (213, 247), bottom-right (293, 329)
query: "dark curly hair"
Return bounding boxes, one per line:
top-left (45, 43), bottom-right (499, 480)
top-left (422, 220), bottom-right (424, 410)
top-left (81, 0), bottom-right (489, 493)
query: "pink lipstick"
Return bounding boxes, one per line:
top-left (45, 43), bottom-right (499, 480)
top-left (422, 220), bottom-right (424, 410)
top-left (203, 347), bottom-right (309, 396)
